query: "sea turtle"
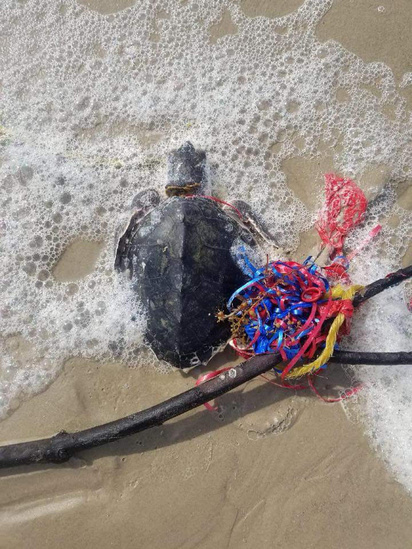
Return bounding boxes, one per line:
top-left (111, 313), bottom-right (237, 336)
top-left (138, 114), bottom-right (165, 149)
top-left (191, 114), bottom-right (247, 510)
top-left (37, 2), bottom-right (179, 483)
top-left (115, 142), bottom-right (280, 368)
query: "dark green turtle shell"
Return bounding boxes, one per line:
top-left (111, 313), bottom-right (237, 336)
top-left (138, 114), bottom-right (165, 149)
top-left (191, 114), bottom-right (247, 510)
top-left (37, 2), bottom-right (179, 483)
top-left (116, 196), bottom-right (250, 368)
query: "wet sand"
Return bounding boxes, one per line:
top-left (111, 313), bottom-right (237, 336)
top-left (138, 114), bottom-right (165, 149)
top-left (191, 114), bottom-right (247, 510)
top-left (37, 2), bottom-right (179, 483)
top-left (1, 1), bottom-right (412, 548)
top-left (2, 358), bottom-right (412, 549)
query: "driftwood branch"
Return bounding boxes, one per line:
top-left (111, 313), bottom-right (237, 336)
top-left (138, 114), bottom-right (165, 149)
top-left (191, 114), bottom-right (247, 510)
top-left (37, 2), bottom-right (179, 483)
top-left (329, 351), bottom-right (412, 365)
top-left (352, 264), bottom-right (412, 306)
top-left (0, 265), bottom-right (411, 469)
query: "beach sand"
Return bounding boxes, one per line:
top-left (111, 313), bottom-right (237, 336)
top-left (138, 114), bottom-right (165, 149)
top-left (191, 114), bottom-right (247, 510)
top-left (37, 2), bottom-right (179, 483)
top-left (1, 1), bottom-right (412, 548)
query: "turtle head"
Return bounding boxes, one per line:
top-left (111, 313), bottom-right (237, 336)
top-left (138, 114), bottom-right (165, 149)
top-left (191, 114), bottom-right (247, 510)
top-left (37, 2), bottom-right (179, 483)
top-left (165, 142), bottom-right (206, 197)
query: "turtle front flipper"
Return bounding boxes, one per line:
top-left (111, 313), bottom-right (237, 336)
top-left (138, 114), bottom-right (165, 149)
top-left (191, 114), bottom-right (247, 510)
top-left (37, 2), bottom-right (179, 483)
top-left (115, 189), bottom-right (160, 275)
top-left (224, 199), bottom-right (289, 254)
top-left (131, 188), bottom-right (160, 210)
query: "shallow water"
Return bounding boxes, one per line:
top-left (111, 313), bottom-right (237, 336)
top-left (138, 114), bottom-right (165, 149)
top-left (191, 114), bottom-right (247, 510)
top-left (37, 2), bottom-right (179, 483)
top-left (0, 0), bottom-right (411, 492)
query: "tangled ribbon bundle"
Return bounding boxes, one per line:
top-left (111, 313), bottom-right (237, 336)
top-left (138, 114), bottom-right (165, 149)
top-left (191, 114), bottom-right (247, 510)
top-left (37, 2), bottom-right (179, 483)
top-left (221, 256), bottom-right (362, 381)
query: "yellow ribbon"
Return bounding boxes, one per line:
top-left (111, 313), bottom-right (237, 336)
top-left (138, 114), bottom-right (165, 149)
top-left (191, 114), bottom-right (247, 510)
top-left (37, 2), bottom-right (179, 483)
top-left (285, 284), bottom-right (363, 379)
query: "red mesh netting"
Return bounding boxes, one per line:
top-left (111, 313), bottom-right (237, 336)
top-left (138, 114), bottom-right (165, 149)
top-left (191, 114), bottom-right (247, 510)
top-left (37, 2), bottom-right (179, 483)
top-left (316, 173), bottom-right (367, 257)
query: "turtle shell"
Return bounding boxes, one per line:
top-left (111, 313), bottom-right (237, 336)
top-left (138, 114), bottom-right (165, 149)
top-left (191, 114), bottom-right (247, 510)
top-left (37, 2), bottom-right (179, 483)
top-left (117, 196), bottom-right (250, 368)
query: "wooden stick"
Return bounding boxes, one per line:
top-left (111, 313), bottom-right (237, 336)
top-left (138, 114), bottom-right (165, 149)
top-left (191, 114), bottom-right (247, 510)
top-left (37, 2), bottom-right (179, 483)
top-left (329, 350), bottom-right (412, 365)
top-left (0, 353), bottom-right (280, 468)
